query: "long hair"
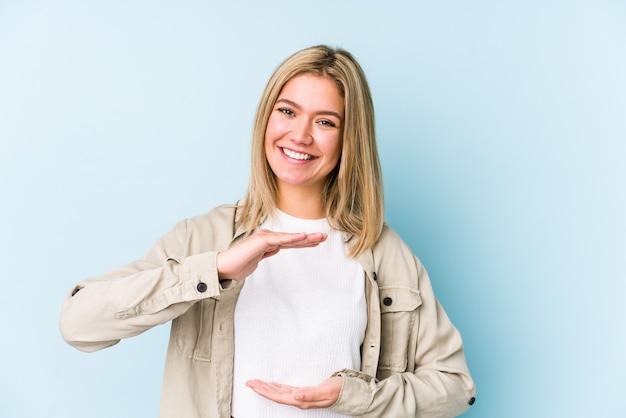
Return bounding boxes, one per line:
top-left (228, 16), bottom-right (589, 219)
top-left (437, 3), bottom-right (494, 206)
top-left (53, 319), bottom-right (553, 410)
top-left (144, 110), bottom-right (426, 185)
top-left (238, 45), bottom-right (384, 258)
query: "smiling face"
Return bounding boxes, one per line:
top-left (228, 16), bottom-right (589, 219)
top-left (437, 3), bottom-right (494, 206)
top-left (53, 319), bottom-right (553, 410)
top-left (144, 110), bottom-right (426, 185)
top-left (264, 73), bottom-right (344, 199)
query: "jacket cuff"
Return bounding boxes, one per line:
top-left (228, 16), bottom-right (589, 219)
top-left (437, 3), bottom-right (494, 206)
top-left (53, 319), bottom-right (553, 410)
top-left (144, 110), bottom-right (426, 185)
top-left (330, 369), bottom-right (374, 415)
top-left (180, 251), bottom-right (221, 298)
top-left (113, 251), bottom-right (221, 319)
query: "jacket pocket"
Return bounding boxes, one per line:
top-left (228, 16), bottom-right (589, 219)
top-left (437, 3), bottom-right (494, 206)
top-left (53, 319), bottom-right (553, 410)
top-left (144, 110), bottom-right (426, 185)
top-left (172, 298), bottom-right (215, 362)
top-left (378, 286), bottom-right (422, 374)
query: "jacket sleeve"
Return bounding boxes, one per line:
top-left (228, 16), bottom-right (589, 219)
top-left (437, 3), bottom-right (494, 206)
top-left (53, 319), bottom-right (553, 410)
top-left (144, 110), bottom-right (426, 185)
top-left (59, 218), bottom-right (225, 353)
top-left (331, 255), bottom-right (476, 417)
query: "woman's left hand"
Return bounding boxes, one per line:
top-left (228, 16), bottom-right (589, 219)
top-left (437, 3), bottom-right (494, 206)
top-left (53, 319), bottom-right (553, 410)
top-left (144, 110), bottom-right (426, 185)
top-left (246, 376), bottom-right (343, 409)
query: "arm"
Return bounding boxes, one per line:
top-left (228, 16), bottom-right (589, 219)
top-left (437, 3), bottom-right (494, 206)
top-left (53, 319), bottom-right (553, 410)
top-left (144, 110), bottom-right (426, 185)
top-left (59, 215), bottom-right (328, 353)
top-left (59, 218), bottom-right (222, 352)
top-left (331, 256), bottom-right (476, 417)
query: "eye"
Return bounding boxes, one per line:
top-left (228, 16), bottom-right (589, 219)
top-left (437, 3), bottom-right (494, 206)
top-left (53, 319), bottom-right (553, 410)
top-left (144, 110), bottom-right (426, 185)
top-left (319, 119), bottom-right (337, 128)
top-left (278, 107), bottom-right (294, 116)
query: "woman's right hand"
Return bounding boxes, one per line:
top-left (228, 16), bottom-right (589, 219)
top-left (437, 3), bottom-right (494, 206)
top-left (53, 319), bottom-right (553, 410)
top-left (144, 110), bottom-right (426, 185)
top-left (216, 229), bottom-right (327, 281)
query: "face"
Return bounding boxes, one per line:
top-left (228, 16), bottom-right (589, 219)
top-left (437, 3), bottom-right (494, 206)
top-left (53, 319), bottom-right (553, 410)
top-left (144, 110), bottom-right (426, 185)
top-left (264, 73), bottom-right (344, 195)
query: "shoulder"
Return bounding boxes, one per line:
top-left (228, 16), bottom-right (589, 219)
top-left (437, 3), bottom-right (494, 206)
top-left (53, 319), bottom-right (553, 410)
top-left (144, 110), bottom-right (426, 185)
top-left (141, 203), bottom-right (241, 262)
top-left (372, 225), bottom-right (426, 288)
top-left (174, 202), bottom-right (241, 250)
top-left (373, 224), bottom-right (414, 262)
top-left (186, 203), bottom-right (239, 230)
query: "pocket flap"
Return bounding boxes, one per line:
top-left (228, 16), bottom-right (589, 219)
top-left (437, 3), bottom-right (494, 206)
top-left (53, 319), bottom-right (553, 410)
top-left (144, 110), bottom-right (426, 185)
top-left (379, 286), bottom-right (422, 313)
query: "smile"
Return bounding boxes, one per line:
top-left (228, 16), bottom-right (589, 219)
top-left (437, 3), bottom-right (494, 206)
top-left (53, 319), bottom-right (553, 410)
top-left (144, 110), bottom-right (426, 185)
top-left (281, 147), bottom-right (314, 161)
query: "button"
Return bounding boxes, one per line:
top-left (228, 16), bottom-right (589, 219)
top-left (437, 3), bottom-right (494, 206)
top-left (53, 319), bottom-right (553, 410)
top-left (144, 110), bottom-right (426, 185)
top-left (197, 282), bottom-right (208, 293)
top-left (383, 297), bottom-right (392, 306)
top-left (468, 397), bottom-right (476, 406)
top-left (373, 272), bottom-right (378, 281)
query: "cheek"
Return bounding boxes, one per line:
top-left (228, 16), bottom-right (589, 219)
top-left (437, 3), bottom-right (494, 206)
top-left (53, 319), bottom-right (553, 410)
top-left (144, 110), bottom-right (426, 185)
top-left (265, 114), bottom-right (288, 140)
top-left (324, 135), bottom-right (343, 163)
top-left (264, 118), bottom-right (279, 154)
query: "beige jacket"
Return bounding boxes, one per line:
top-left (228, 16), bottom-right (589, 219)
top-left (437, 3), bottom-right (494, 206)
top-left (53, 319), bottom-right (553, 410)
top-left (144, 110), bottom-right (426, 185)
top-left (60, 204), bottom-right (476, 417)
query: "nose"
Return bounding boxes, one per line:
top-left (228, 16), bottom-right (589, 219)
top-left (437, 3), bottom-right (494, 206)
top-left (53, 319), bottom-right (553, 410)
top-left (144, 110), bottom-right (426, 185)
top-left (290, 117), bottom-right (313, 145)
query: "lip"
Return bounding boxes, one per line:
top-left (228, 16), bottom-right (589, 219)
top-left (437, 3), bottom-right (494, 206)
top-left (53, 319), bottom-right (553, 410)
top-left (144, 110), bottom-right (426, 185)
top-left (279, 147), bottom-right (317, 162)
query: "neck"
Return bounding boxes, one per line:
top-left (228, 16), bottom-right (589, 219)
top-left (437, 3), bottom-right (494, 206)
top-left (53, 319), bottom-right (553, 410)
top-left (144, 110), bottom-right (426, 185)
top-left (276, 184), bottom-right (325, 219)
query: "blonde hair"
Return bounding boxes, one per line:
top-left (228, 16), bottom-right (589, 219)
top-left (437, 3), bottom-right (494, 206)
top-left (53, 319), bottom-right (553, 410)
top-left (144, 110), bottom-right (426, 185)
top-left (238, 45), bottom-right (384, 257)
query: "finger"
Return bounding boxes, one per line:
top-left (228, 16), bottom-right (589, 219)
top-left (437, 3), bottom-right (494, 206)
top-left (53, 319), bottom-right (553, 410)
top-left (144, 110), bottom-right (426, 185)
top-left (265, 381), bottom-right (298, 390)
top-left (246, 380), bottom-right (297, 393)
top-left (248, 382), bottom-right (298, 402)
top-left (246, 380), bottom-right (337, 409)
top-left (257, 230), bottom-right (326, 244)
top-left (246, 381), bottom-right (295, 404)
top-left (297, 232), bottom-right (328, 245)
top-left (257, 229), bottom-right (307, 242)
top-left (254, 231), bottom-right (327, 253)
top-left (275, 233), bottom-right (328, 249)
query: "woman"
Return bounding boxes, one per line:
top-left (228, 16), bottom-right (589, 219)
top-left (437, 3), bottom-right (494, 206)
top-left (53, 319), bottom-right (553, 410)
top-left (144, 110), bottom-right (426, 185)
top-left (60, 45), bottom-right (476, 418)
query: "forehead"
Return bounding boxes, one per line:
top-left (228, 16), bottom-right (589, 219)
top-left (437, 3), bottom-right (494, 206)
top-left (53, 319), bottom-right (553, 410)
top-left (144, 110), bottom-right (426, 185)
top-left (278, 74), bottom-right (344, 114)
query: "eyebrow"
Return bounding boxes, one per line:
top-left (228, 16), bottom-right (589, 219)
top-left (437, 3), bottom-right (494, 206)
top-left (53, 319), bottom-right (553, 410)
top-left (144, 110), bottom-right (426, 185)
top-left (275, 98), bottom-right (343, 121)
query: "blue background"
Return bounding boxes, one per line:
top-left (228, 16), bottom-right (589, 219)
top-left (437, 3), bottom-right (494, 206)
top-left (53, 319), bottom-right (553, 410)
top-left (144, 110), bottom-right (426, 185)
top-left (1, 1), bottom-right (624, 417)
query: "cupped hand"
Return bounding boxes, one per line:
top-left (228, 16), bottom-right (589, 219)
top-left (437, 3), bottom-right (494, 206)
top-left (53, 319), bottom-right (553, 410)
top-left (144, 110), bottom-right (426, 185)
top-left (216, 229), bottom-right (327, 280)
top-left (246, 376), bottom-right (343, 409)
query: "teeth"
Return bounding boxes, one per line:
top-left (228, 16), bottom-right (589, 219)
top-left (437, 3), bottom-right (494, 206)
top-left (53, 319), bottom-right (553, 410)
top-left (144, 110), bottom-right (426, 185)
top-left (282, 148), bottom-right (313, 160)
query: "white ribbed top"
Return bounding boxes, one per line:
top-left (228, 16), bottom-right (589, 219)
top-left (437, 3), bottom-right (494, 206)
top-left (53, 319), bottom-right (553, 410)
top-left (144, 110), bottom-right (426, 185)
top-left (231, 210), bottom-right (367, 418)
